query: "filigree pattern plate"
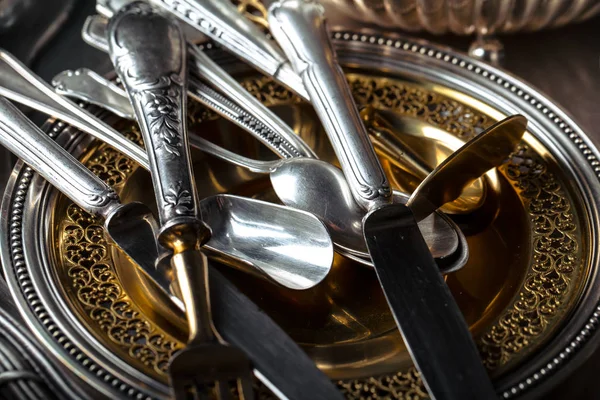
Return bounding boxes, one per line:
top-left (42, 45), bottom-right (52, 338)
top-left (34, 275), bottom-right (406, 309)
top-left (2, 31), bottom-right (600, 400)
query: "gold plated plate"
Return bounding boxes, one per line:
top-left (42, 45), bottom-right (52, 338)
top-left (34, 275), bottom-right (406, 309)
top-left (3, 32), bottom-right (599, 400)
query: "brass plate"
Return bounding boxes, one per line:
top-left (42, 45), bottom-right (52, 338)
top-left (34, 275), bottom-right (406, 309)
top-left (50, 72), bottom-right (590, 398)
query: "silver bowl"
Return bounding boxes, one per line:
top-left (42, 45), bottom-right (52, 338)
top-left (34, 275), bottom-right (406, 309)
top-left (318, 0), bottom-right (599, 35)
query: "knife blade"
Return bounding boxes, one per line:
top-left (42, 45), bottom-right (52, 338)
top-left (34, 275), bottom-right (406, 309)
top-left (363, 204), bottom-right (495, 398)
top-left (268, 1), bottom-right (498, 398)
top-left (0, 96), bottom-right (343, 400)
top-left (95, 0), bottom-right (309, 100)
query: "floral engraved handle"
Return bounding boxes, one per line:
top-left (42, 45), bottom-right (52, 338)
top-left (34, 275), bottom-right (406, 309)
top-left (0, 97), bottom-right (120, 217)
top-left (108, 2), bottom-right (200, 233)
top-left (268, 0), bottom-right (391, 211)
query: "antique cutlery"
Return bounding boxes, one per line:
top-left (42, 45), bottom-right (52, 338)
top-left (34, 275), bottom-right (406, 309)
top-left (361, 106), bottom-right (490, 214)
top-left (0, 49), bottom-right (333, 290)
top-left (95, 0), bottom-right (308, 99)
top-left (107, 5), bottom-right (254, 398)
top-left (0, 96), bottom-right (343, 400)
top-left (83, 13), bottom-right (315, 159)
top-left (268, 0), bottom-right (524, 398)
top-left (52, 66), bottom-right (467, 272)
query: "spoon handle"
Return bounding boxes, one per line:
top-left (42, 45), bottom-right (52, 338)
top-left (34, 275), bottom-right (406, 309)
top-left (0, 49), bottom-right (148, 168)
top-left (108, 2), bottom-right (199, 232)
top-left (0, 97), bottom-right (119, 217)
top-left (53, 67), bottom-right (280, 175)
top-left (82, 14), bottom-right (315, 159)
top-left (145, 0), bottom-right (308, 99)
top-left (53, 68), bottom-right (134, 119)
top-left (268, 0), bottom-right (391, 211)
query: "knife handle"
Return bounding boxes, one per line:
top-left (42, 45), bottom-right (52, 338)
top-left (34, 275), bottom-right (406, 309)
top-left (146, 0), bottom-right (308, 99)
top-left (268, 0), bottom-right (391, 211)
top-left (108, 2), bottom-right (201, 237)
top-left (0, 97), bottom-right (119, 217)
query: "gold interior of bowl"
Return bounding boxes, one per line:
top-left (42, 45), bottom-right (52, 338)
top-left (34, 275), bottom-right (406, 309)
top-left (51, 72), bottom-right (591, 397)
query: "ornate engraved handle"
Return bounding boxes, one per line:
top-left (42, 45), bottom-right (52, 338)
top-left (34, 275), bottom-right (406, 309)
top-left (108, 2), bottom-right (199, 235)
top-left (83, 14), bottom-right (315, 159)
top-left (268, 0), bottom-right (391, 211)
top-left (0, 50), bottom-right (148, 168)
top-left (0, 97), bottom-right (119, 217)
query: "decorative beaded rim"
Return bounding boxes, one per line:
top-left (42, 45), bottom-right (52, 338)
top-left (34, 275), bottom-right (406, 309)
top-left (2, 31), bottom-right (600, 400)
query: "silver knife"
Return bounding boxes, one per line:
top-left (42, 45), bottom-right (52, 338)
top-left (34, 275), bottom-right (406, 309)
top-left (0, 96), bottom-right (343, 400)
top-left (268, 1), bottom-right (498, 398)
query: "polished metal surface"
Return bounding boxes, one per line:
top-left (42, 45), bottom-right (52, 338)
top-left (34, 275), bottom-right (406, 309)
top-left (270, 158), bottom-right (466, 270)
top-left (363, 107), bottom-right (489, 215)
top-left (3, 27), bottom-right (600, 400)
top-left (0, 67), bottom-right (332, 291)
top-left (0, 95), bottom-right (169, 290)
top-left (0, 49), bottom-right (148, 167)
top-left (362, 204), bottom-right (496, 399)
top-left (82, 14), bottom-right (315, 159)
top-left (53, 68), bottom-right (133, 119)
top-left (200, 194), bottom-right (333, 290)
top-left (318, 0), bottom-right (600, 35)
top-left (106, 6), bottom-right (256, 398)
top-left (269, 0), bottom-right (391, 211)
top-left (51, 64), bottom-right (463, 270)
top-left (122, 0), bottom-right (308, 98)
top-left (407, 115), bottom-right (528, 221)
top-left (268, 2), bottom-right (492, 397)
top-left (0, 89), bottom-right (342, 397)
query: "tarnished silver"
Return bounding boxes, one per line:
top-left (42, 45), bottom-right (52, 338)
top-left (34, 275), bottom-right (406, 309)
top-left (52, 66), bottom-right (464, 270)
top-left (0, 49), bottom-right (148, 167)
top-left (5, 29), bottom-right (600, 400)
top-left (81, 14), bottom-right (315, 159)
top-left (0, 94), bottom-right (331, 290)
top-left (106, 7), bottom-right (258, 398)
top-left (268, 2), bottom-right (495, 398)
top-left (108, 2), bottom-right (197, 230)
top-left (52, 68), bottom-right (133, 119)
top-left (0, 98), bottom-right (339, 399)
top-left (95, 0), bottom-right (309, 100)
top-left (0, 95), bottom-right (167, 289)
top-left (269, 0), bottom-right (391, 211)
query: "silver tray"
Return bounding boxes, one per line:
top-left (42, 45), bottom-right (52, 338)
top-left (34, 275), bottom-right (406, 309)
top-left (2, 30), bottom-right (600, 399)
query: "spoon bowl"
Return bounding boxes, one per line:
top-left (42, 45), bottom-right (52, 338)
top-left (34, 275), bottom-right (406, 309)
top-left (270, 158), bottom-right (467, 273)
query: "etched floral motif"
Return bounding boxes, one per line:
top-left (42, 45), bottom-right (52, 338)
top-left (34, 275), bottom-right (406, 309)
top-left (144, 88), bottom-right (182, 157)
top-left (56, 74), bottom-right (584, 399)
top-left (164, 181), bottom-right (193, 215)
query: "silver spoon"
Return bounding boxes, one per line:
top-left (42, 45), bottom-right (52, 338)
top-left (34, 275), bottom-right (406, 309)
top-left (267, 1), bottom-right (522, 398)
top-left (0, 52), bottom-right (334, 290)
top-left (52, 68), bottom-right (465, 271)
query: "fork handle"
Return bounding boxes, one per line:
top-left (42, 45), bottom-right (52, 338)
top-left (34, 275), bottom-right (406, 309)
top-left (268, 0), bottom-right (391, 211)
top-left (172, 249), bottom-right (214, 342)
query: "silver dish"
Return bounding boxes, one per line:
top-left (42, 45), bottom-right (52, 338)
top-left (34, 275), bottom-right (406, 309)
top-left (2, 30), bottom-right (600, 399)
top-left (318, 0), bottom-right (600, 35)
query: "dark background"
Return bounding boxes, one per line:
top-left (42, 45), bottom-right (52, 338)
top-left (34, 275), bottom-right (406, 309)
top-left (0, 0), bottom-right (598, 398)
